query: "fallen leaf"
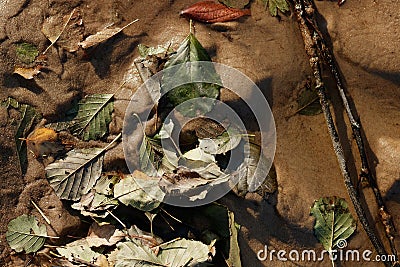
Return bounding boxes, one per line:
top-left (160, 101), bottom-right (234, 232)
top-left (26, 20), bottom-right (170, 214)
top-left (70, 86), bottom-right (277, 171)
top-left (78, 19), bottom-right (139, 49)
top-left (15, 43), bottom-right (39, 64)
top-left (6, 215), bottom-right (48, 253)
top-left (57, 239), bottom-right (101, 263)
top-left (1, 97), bottom-right (40, 174)
top-left (13, 65), bottom-right (42, 79)
top-left (47, 94), bottom-right (114, 141)
top-left (181, 1), bottom-right (251, 23)
top-left (310, 197), bottom-right (356, 255)
top-left (42, 8), bottom-right (84, 53)
top-left (86, 223), bottom-right (125, 247)
top-left (25, 127), bottom-right (63, 158)
top-left (296, 86), bottom-right (322, 116)
top-left (161, 33), bottom-right (221, 117)
top-left (114, 171), bottom-right (165, 211)
top-left (261, 0), bottom-right (289, 16)
top-left (219, 0), bottom-right (250, 9)
top-left (45, 133), bottom-right (123, 201)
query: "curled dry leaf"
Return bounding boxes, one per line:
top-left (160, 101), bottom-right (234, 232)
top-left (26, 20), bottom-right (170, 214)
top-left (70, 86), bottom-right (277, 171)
top-left (181, 1), bottom-right (251, 23)
top-left (13, 65), bottom-right (43, 80)
top-left (78, 19), bottom-right (139, 49)
top-left (41, 8), bottom-right (84, 53)
top-left (25, 128), bottom-right (64, 158)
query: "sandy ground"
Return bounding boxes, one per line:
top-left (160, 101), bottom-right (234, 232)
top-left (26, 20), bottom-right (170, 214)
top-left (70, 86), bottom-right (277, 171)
top-left (0, 0), bottom-right (399, 266)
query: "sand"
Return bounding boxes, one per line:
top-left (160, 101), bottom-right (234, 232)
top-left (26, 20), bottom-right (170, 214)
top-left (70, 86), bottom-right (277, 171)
top-left (0, 0), bottom-right (399, 266)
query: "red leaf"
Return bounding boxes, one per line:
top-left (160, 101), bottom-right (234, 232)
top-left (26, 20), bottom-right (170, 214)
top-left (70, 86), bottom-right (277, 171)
top-left (181, 1), bottom-right (251, 23)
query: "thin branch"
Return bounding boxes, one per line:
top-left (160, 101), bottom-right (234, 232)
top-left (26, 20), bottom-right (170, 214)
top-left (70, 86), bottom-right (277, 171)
top-left (31, 200), bottom-right (51, 225)
top-left (316, 29), bottom-right (398, 260)
top-left (290, 0), bottom-right (394, 264)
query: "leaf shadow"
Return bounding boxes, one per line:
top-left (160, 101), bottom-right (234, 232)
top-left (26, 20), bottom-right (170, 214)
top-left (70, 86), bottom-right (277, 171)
top-left (3, 74), bottom-right (45, 94)
top-left (88, 32), bottom-right (146, 79)
top-left (219, 193), bottom-right (320, 266)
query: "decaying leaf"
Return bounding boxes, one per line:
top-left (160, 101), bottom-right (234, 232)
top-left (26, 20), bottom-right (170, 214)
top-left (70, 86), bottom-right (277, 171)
top-left (45, 147), bottom-right (105, 201)
top-left (296, 86), bottom-right (322, 116)
top-left (41, 8), bottom-right (84, 53)
top-left (161, 33), bottom-right (221, 117)
top-left (115, 238), bottom-right (212, 267)
top-left (57, 239), bottom-right (101, 263)
top-left (236, 142), bottom-right (274, 196)
top-left (6, 215), bottom-right (48, 253)
top-left (86, 222), bottom-right (125, 247)
top-left (13, 65), bottom-right (42, 79)
top-left (25, 127), bottom-right (64, 158)
top-left (15, 43), bottom-right (39, 64)
top-left (310, 196), bottom-right (356, 252)
top-left (47, 94), bottom-right (114, 141)
top-left (199, 130), bottom-right (243, 155)
top-left (137, 44), bottom-right (170, 58)
top-left (261, 0), bottom-right (289, 16)
top-left (181, 1), bottom-right (251, 23)
top-left (198, 203), bottom-right (241, 266)
top-left (114, 171), bottom-right (165, 211)
top-left (139, 134), bottom-right (164, 176)
top-left (78, 19), bottom-right (139, 49)
top-left (1, 97), bottom-right (40, 174)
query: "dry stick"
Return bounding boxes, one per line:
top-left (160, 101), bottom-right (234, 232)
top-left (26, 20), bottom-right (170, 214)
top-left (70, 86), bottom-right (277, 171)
top-left (317, 33), bottom-right (399, 260)
top-left (290, 0), bottom-right (392, 264)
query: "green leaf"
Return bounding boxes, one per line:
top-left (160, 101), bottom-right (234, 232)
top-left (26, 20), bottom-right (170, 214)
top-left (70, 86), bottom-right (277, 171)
top-left (310, 196), bottom-right (356, 251)
top-left (47, 94), bottom-right (114, 141)
top-left (45, 147), bottom-right (105, 201)
top-left (218, 0), bottom-right (250, 8)
top-left (138, 44), bottom-right (170, 58)
top-left (236, 142), bottom-right (275, 196)
top-left (261, 0), bottom-right (289, 16)
top-left (57, 240), bottom-right (101, 263)
top-left (139, 135), bottom-right (163, 176)
top-left (162, 33), bottom-right (221, 117)
top-left (1, 97), bottom-right (40, 175)
top-left (15, 43), bottom-right (39, 64)
top-left (6, 215), bottom-right (47, 253)
top-left (296, 88), bottom-right (322, 116)
top-left (114, 172), bottom-right (165, 211)
top-left (191, 203), bottom-right (241, 266)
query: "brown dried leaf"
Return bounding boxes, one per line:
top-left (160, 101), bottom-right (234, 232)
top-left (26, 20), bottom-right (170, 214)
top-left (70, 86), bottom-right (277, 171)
top-left (181, 0), bottom-right (251, 23)
top-left (13, 65), bottom-right (42, 79)
top-left (86, 223), bottom-right (125, 247)
top-left (41, 8), bottom-right (83, 53)
top-left (25, 128), bottom-right (63, 158)
top-left (78, 19), bottom-right (139, 49)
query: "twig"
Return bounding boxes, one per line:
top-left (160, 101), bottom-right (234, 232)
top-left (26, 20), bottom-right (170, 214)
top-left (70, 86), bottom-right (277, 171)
top-left (290, 0), bottom-right (394, 264)
top-left (31, 200), bottom-right (51, 225)
top-left (317, 29), bottom-right (399, 260)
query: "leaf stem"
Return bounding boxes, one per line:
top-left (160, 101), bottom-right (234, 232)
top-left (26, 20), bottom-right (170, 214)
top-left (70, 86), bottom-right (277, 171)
top-left (31, 200), bottom-right (51, 225)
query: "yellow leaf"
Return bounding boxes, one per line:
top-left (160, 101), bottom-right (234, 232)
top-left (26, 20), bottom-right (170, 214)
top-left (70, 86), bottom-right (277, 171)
top-left (13, 65), bottom-right (42, 79)
top-left (25, 128), bottom-right (63, 157)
